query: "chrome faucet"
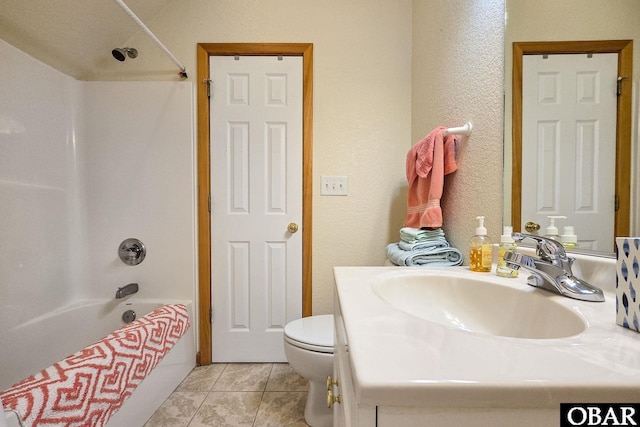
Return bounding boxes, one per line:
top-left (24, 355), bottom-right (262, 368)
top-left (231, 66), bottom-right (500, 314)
top-left (503, 233), bottom-right (605, 302)
top-left (115, 282), bottom-right (139, 299)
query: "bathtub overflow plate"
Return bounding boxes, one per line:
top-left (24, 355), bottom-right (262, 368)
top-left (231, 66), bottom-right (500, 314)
top-left (122, 309), bottom-right (137, 323)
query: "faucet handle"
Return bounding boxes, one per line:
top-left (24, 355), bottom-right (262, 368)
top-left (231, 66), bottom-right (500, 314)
top-left (118, 238), bottom-right (146, 266)
top-left (511, 232), bottom-right (567, 263)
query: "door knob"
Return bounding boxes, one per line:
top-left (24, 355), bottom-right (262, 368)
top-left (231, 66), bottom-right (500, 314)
top-left (288, 223), bottom-right (299, 233)
top-left (525, 221), bottom-right (541, 233)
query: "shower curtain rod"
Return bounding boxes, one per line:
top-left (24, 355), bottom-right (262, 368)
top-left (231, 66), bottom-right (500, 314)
top-left (112, 0), bottom-right (188, 79)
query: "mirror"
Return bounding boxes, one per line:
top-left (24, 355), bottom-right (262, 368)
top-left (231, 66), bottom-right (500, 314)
top-left (504, 0), bottom-right (640, 256)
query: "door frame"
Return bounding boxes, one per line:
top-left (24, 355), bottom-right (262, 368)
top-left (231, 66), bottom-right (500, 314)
top-left (196, 43), bottom-right (313, 365)
top-left (511, 40), bottom-right (633, 246)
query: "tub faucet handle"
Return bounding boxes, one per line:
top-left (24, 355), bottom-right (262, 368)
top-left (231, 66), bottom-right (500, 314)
top-left (118, 238), bottom-right (146, 266)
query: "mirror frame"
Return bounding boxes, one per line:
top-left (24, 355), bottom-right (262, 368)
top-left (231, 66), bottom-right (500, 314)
top-left (511, 40), bottom-right (633, 251)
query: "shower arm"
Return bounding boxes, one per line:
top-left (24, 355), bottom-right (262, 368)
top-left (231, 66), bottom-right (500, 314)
top-left (112, 0), bottom-right (188, 79)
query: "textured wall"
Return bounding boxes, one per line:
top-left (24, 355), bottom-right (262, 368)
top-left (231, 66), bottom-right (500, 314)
top-left (411, 0), bottom-right (506, 256)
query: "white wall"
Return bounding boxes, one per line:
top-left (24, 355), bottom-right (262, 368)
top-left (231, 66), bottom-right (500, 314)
top-left (412, 0), bottom-right (506, 255)
top-left (81, 82), bottom-right (195, 301)
top-left (0, 40), bottom-right (83, 330)
top-left (0, 39), bottom-right (196, 339)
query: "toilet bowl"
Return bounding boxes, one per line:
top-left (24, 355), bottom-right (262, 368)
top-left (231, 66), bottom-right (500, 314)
top-left (284, 314), bottom-right (334, 427)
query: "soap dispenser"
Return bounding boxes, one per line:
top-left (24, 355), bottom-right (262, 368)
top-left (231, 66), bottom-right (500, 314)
top-left (470, 216), bottom-right (493, 272)
top-left (544, 216), bottom-right (566, 241)
top-left (496, 226), bottom-right (518, 278)
top-left (560, 226), bottom-right (578, 249)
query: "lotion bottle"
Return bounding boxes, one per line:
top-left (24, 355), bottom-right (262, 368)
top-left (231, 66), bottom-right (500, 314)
top-left (496, 226), bottom-right (518, 278)
top-left (470, 216), bottom-right (493, 272)
top-left (544, 215), bottom-right (566, 241)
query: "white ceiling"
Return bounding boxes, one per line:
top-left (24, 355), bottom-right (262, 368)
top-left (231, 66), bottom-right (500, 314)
top-left (0, 0), bottom-right (175, 80)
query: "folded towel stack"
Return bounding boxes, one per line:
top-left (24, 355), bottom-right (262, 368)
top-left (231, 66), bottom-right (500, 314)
top-left (399, 227), bottom-right (446, 243)
top-left (387, 227), bottom-right (463, 267)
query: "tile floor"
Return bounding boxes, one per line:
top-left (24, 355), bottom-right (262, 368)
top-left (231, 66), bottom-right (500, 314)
top-left (144, 363), bottom-right (310, 427)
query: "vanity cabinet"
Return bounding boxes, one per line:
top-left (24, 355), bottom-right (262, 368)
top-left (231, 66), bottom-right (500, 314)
top-left (333, 294), bottom-right (438, 427)
top-left (332, 298), bottom-right (376, 427)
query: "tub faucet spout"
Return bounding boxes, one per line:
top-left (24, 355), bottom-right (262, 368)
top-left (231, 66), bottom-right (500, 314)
top-left (503, 233), bottom-right (604, 302)
top-left (116, 283), bottom-right (139, 299)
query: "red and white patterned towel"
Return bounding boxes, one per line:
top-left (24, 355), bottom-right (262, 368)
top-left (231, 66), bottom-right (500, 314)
top-left (1, 304), bottom-right (190, 427)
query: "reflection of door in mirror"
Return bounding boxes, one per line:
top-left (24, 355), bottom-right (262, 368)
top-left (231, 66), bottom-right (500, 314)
top-left (511, 40), bottom-right (633, 253)
top-left (521, 53), bottom-right (617, 251)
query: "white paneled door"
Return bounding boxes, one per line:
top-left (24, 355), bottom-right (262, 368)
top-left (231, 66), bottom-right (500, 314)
top-left (210, 56), bottom-right (303, 362)
top-left (522, 53), bottom-right (618, 250)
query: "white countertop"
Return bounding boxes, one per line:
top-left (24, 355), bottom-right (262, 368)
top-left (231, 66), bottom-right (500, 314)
top-left (333, 266), bottom-right (640, 409)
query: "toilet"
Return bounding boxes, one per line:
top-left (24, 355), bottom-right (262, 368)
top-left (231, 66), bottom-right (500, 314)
top-left (284, 314), bottom-right (334, 427)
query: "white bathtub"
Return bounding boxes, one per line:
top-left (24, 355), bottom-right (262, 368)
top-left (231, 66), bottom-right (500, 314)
top-left (1, 299), bottom-right (196, 427)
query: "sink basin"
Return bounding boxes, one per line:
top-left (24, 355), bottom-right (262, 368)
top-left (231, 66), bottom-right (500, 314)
top-left (372, 271), bottom-right (586, 339)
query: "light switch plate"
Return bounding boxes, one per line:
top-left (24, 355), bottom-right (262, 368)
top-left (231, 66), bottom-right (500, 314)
top-left (321, 176), bottom-right (348, 196)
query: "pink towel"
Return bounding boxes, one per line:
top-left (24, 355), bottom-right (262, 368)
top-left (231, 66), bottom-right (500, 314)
top-left (405, 127), bottom-right (458, 228)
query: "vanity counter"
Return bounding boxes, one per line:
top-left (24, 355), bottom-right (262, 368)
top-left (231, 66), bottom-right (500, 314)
top-left (333, 266), bottom-right (640, 411)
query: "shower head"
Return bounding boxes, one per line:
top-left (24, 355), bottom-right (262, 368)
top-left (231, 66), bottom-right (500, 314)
top-left (111, 47), bottom-right (138, 62)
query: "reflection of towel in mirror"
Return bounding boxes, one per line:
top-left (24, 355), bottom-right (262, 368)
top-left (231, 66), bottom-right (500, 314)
top-left (386, 243), bottom-right (463, 267)
top-left (404, 127), bottom-right (458, 228)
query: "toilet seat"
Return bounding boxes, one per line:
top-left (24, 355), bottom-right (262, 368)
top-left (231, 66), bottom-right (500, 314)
top-left (284, 314), bottom-right (334, 354)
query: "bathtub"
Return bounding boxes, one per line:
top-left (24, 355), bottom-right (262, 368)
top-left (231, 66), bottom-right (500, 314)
top-left (1, 299), bottom-right (196, 427)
